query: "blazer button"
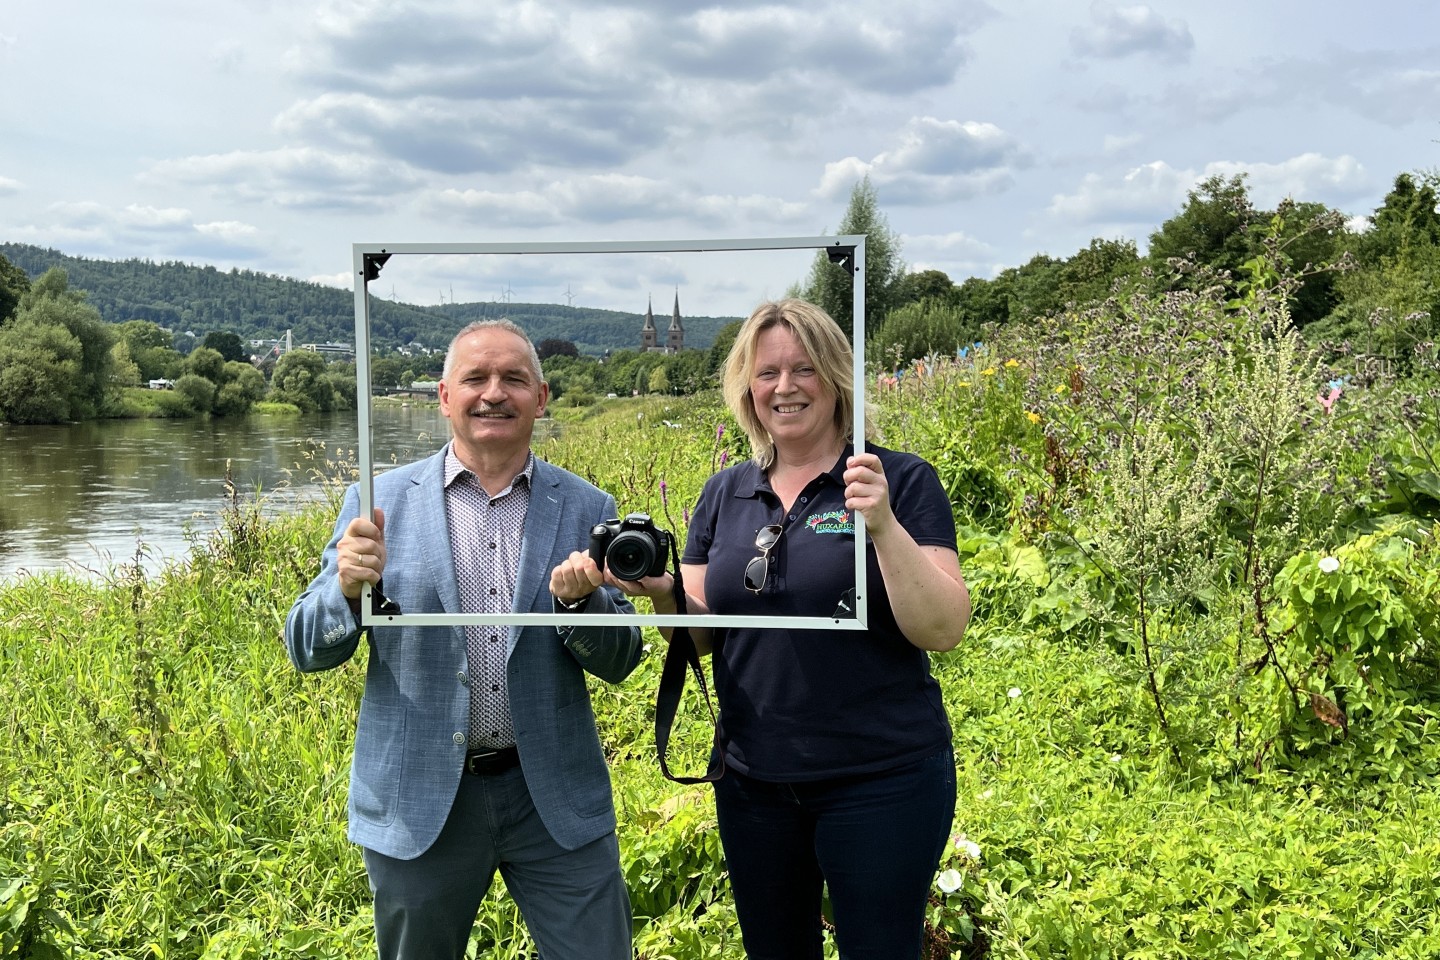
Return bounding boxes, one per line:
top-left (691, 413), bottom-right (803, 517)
top-left (452, 732), bottom-right (465, 745)
top-left (458, 671), bottom-right (469, 686)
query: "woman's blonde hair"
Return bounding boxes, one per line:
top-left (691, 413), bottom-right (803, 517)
top-left (720, 298), bottom-right (871, 469)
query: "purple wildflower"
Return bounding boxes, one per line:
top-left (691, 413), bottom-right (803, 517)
top-left (660, 479), bottom-right (669, 505)
top-left (719, 451), bottom-right (729, 469)
top-left (716, 423), bottom-right (725, 441)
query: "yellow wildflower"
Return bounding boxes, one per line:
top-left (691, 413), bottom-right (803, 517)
top-left (981, 367), bottom-right (997, 376)
top-left (1005, 358), bottom-right (1020, 368)
top-left (1025, 411), bottom-right (1041, 424)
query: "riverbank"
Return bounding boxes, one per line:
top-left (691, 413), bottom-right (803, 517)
top-left (99, 386), bottom-right (306, 420)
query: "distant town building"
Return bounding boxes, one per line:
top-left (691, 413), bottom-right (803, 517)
top-left (300, 342), bottom-right (355, 358)
top-left (641, 291), bottom-right (684, 354)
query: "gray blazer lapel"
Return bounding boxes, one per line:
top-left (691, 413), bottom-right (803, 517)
top-left (410, 452), bottom-right (462, 615)
top-left (513, 460), bottom-right (565, 633)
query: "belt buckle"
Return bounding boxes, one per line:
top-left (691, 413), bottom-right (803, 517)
top-left (466, 746), bottom-right (514, 776)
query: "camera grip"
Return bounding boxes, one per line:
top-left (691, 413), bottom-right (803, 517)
top-left (588, 523), bottom-right (612, 571)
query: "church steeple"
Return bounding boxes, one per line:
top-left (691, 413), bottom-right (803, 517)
top-left (640, 290), bottom-right (684, 353)
top-left (666, 289), bottom-right (684, 353)
top-left (641, 295), bottom-right (657, 351)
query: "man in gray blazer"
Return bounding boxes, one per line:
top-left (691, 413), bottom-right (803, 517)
top-left (286, 319), bottom-right (643, 960)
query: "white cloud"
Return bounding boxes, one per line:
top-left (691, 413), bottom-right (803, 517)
top-left (425, 174), bottom-right (809, 229)
top-left (638, 2), bottom-right (984, 94)
top-left (276, 92), bottom-right (668, 174)
top-left (121, 205), bottom-right (193, 231)
top-left (280, 0), bottom-right (991, 175)
top-left (817, 117), bottom-right (1029, 204)
top-left (5, 0), bottom-right (1436, 317)
top-left (47, 201), bottom-right (113, 228)
top-left (904, 230), bottom-right (994, 259)
top-left (309, 270), bottom-right (353, 289)
top-left (1048, 161), bottom-right (1195, 225)
top-left (301, 0), bottom-right (984, 97)
top-left (195, 220), bottom-right (262, 242)
top-left (1071, 2), bottom-right (1193, 60)
top-left (13, 203), bottom-right (273, 264)
top-left (1204, 153), bottom-right (1369, 208)
top-left (1049, 153), bottom-right (1371, 229)
top-left (143, 147), bottom-right (422, 210)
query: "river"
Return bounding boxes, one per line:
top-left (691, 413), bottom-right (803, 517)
top-left (0, 404), bottom-right (454, 581)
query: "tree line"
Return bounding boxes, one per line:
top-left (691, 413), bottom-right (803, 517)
top-left (3, 167), bottom-right (1436, 424)
top-left (0, 266), bottom-right (359, 423)
top-left (0, 244), bottom-right (732, 356)
top-left (811, 171), bottom-right (1440, 370)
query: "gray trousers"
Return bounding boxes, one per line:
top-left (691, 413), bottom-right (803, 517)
top-left (362, 764), bottom-right (632, 960)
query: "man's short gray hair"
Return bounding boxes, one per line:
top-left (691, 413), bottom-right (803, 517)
top-left (442, 319), bottom-right (544, 382)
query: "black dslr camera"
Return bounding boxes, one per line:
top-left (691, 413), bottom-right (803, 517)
top-left (589, 513), bottom-right (672, 581)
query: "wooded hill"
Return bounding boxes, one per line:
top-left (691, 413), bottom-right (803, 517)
top-left (0, 243), bottom-right (734, 355)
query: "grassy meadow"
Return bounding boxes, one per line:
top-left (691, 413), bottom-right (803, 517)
top-left (4, 279), bottom-right (1439, 959)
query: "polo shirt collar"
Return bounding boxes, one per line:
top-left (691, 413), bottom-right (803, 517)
top-left (735, 443), bottom-right (855, 500)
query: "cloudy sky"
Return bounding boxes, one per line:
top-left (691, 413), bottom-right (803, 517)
top-left (3, 0), bottom-right (1437, 317)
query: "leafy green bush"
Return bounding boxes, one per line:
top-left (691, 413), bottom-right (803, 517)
top-left (1257, 530), bottom-right (1440, 775)
top-left (870, 297), bottom-right (978, 366)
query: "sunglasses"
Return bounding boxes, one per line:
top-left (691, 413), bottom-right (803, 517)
top-left (744, 524), bottom-right (783, 594)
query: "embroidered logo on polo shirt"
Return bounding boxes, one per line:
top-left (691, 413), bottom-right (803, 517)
top-left (805, 509), bottom-right (854, 535)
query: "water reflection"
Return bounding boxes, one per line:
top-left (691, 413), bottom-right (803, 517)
top-left (0, 405), bottom-right (454, 581)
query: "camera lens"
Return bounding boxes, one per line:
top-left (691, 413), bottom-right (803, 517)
top-left (607, 531), bottom-right (657, 581)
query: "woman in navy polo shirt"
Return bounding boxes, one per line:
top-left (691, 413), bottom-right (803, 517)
top-left (613, 297), bottom-right (971, 959)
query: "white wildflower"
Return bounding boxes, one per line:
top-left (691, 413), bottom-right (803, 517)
top-left (936, 869), bottom-right (963, 893)
top-left (954, 835), bottom-right (982, 860)
top-left (1318, 556), bottom-right (1340, 574)
top-left (1007, 687), bottom-right (1022, 699)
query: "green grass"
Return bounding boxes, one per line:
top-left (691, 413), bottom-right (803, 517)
top-left (4, 355), bottom-right (1438, 958)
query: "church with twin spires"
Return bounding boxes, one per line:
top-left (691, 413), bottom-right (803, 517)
top-left (640, 292), bottom-right (684, 353)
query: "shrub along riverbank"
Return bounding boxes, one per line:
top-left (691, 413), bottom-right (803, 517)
top-left (4, 274), bottom-right (1438, 958)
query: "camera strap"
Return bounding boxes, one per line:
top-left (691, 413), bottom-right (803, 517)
top-left (655, 537), bottom-right (725, 784)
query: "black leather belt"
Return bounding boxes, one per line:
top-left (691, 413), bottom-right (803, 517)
top-left (465, 745), bottom-right (520, 776)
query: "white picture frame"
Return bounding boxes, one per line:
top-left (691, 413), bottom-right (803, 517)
top-left (352, 236), bottom-right (869, 630)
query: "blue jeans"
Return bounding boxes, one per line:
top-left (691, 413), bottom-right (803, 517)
top-left (712, 749), bottom-right (956, 960)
